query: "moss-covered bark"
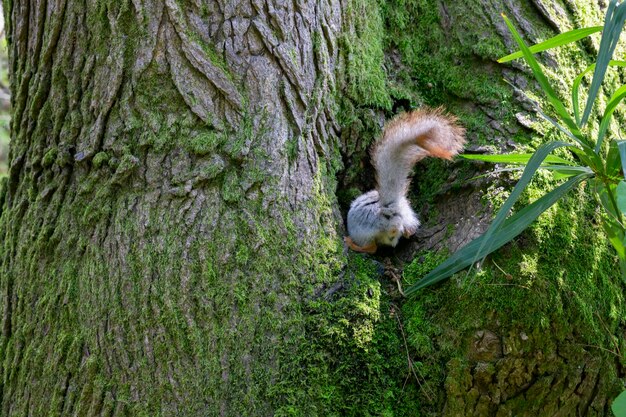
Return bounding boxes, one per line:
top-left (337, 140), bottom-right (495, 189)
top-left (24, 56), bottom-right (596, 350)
top-left (0, 0), bottom-right (624, 416)
top-left (0, 0), bottom-right (347, 414)
top-left (378, 0), bottom-right (626, 415)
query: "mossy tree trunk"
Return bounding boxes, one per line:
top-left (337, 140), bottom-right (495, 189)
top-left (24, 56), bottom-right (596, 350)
top-left (0, 0), bottom-right (346, 415)
top-left (377, 1), bottom-right (626, 416)
top-left (0, 0), bottom-right (624, 416)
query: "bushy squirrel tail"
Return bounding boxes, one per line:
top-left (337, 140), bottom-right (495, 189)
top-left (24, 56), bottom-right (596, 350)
top-left (372, 107), bottom-right (466, 205)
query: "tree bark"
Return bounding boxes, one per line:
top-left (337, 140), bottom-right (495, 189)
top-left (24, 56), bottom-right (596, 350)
top-left (0, 0), bottom-right (624, 416)
top-left (0, 0), bottom-right (345, 414)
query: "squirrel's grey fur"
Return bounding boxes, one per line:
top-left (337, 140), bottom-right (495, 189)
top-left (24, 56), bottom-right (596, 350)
top-left (346, 108), bottom-right (466, 253)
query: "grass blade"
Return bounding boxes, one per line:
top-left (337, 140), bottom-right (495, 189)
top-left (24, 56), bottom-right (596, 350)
top-left (594, 180), bottom-right (621, 219)
top-left (617, 140), bottom-right (626, 181)
top-left (538, 165), bottom-right (593, 180)
top-left (581, 0), bottom-right (618, 125)
top-left (616, 181), bottom-right (626, 215)
top-left (460, 153), bottom-right (574, 165)
top-left (477, 141), bottom-right (573, 256)
top-left (572, 61), bottom-right (626, 124)
top-left (467, 165), bottom-right (590, 182)
top-left (581, 1), bottom-right (626, 125)
top-left (535, 107), bottom-right (590, 147)
top-left (498, 26), bottom-right (603, 63)
top-left (613, 390), bottom-right (626, 417)
top-left (596, 85), bottom-right (626, 152)
top-left (568, 146), bottom-right (604, 173)
top-left (405, 174), bottom-right (589, 295)
top-left (502, 14), bottom-right (582, 137)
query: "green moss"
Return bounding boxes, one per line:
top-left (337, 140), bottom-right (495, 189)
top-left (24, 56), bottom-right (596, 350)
top-left (271, 253), bottom-right (422, 417)
top-left (403, 162), bottom-right (625, 412)
top-left (42, 148), bottom-right (58, 168)
top-left (221, 170), bottom-right (242, 202)
top-left (382, 1), bottom-right (503, 101)
top-left (342, 0), bottom-right (392, 109)
top-left (185, 131), bottom-right (224, 155)
top-left (113, 154), bottom-right (139, 180)
top-left (92, 151), bottom-right (109, 169)
top-left (192, 32), bottom-right (237, 85)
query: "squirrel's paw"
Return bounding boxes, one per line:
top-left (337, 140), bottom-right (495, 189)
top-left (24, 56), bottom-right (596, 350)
top-left (403, 225), bottom-right (418, 238)
top-left (344, 236), bottom-right (378, 254)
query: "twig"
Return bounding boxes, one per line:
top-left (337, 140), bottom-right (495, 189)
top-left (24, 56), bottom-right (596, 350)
top-left (575, 343), bottom-right (621, 358)
top-left (594, 311), bottom-right (622, 357)
top-left (391, 304), bottom-right (434, 402)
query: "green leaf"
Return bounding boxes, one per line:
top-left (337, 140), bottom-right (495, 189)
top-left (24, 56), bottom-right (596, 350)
top-left (502, 14), bottom-right (582, 139)
top-left (460, 153), bottom-right (574, 165)
top-left (618, 140), bottom-right (626, 181)
top-left (498, 26), bottom-right (603, 63)
top-left (606, 141), bottom-right (622, 178)
top-left (616, 181), bottom-right (626, 215)
top-left (476, 141), bottom-right (573, 260)
top-left (405, 174), bottom-right (589, 295)
top-left (572, 61), bottom-right (626, 125)
top-left (581, 0), bottom-right (626, 126)
top-left (536, 107), bottom-right (591, 148)
top-left (468, 166), bottom-right (591, 182)
top-left (569, 146), bottom-right (604, 173)
top-left (594, 179), bottom-right (625, 231)
top-left (596, 85), bottom-right (626, 153)
top-left (591, 179), bottom-right (619, 218)
top-left (613, 390), bottom-right (626, 417)
top-left (540, 165), bottom-right (593, 180)
top-left (602, 216), bottom-right (626, 259)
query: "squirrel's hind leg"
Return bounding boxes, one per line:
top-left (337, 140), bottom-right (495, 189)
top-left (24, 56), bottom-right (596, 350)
top-left (344, 236), bottom-right (378, 254)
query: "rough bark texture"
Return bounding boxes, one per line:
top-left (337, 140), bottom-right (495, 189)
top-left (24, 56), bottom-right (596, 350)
top-left (0, 0), bottom-right (624, 416)
top-left (0, 0), bottom-right (345, 415)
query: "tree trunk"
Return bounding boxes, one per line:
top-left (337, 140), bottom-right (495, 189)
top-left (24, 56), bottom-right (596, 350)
top-left (0, 0), bottom-right (624, 416)
top-left (0, 0), bottom-right (347, 414)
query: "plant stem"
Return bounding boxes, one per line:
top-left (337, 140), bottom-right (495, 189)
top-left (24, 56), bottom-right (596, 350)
top-left (604, 179), bottom-right (624, 226)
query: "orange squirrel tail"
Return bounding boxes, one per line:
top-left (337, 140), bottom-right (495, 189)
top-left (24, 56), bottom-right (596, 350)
top-left (373, 107), bottom-right (466, 205)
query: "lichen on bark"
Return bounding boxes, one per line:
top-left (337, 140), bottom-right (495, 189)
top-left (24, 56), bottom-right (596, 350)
top-left (0, 0), bottom-right (349, 414)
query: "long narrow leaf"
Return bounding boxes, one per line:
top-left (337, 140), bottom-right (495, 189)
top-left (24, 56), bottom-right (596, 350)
top-left (539, 165), bottom-right (593, 180)
top-left (572, 61), bottom-right (626, 124)
top-left (460, 153), bottom-right (574, 165)
top-left (498, 26), bottom-right (603, 63)
top-left (581, 0), bottom-right (618, 125)
top-left (502, 14), bottom-right (582, 137)
top-left (535, 107), bottom-right (591, 148)
top-left (468, 165), bottom-right (590, 182)
top-left (581, 0), bottom-right (626, 125)
top-left (405, 174), bottom-right (590, 295)
top-left (617, 140), bottom-right (626, 181)
top-left (596, 85), bottom-right (626, 152)
top-left (616, 181), bottom-right (626, 215)
top-left (476, 141), bottom-right (572, 259)
top-left (594, 180), bottom-right (620, 219)
top-left (568, 146), bottom-right (604, 173)
top-left (613, 390), bottom-right (626, 417)
top-left (602, 217), bottom-right (626, 258)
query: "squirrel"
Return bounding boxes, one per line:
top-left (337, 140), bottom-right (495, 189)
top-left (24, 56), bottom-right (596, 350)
top-left (345, 107), bottom-right (466, 254)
